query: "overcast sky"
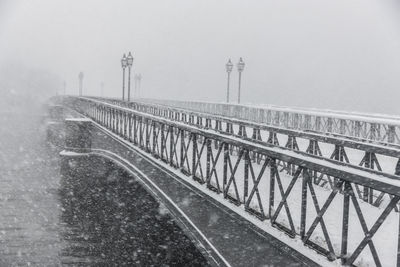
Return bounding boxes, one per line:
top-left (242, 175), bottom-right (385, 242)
top-left (1, 0), bottom-right (400, 114)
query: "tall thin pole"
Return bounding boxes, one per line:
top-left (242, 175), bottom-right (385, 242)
top-left (236, 58), bottom-right (245, 104)
top-left (227, 72), bottom-right (231, 103)
top-left (122, 67), bottom-right (126, 100)
top-left (63, 81), bottom-right (66, 95)
top-left (225, 59), bottom-right (233, 103)
top-left (238, 72), bottom-right (241, 104)
top-left (101, 82), bottom-right (104, 97)
top-left (126, 52), bottom-right (134, 101)
top-left (127, 66), bottom-right (131, 101)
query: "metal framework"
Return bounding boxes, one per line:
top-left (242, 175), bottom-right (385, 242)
top-left (137, 98), bottom-right (400, 145)
top-left (60, 96), bottom-right (400, 267)
top-left (91, 97), bottom-right (400, 207)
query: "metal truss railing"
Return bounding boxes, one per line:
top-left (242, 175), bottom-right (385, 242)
top-left (89, 97), bottom-right (400, 208)
top-left (137, 98), bottom-right (400, 146)
top-left (61, 96), bottom-right (400, 267)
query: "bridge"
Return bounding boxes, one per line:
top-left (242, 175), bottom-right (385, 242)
top-left (46, 95), bottom-right (400, 267)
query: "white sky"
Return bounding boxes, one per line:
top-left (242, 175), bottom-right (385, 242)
top-left (1, 0), bottom-right (400, 114)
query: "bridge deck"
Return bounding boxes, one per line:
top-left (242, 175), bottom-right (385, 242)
top-left (88, 121), bottom-right (320, 266)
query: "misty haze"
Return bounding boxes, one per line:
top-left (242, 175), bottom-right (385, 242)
top-left (1, 0), bottom-right (400, 266)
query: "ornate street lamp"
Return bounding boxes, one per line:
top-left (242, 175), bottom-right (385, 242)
top-left (126, 52), bottom-right (134, 101)
top-left (237, 57), bottom-right (245, 104)
top-left (121, 54), bottom-right (127, 100)
top-left (225, 59), bottom-right (233, 103)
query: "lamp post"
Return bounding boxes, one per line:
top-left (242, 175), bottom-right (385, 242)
top-left (100, 82), bottom-right (104, 97)
top-left (126, 52), bottom-right (134, 101)
top-left (225, 59), bottom-right (233, 103)
top-left (78, 72), bottom-right (84, 96)
top-left (237, 57), bottom-right (245, 104)
top-left (121, 54), bottom-right (127, 100)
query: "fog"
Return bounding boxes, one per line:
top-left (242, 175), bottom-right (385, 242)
top-left (1, 0), bottom-right (400, 114)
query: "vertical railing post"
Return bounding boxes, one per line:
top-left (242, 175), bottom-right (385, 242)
top-left (355, 121), bottom-right (361, 138)
top-left (388, 125), bottom-right (396, 144)
top-left (180, 130), bottom-right (185, 169)
top-left (123, 112), bottom-right (127, 138)
top-left (283, 112), bottom-right (289, 128)
top-left (243, 149), bottom-right (249, 204)
top-left (315, 116), bottom-right (321, 132)
top-left (128, 114), bottom-right (132, 141)
top-left (206, 138), bottom-right (211, 184)
top-left (133, 115), bottom-right (137, 145)
top-left (269, 158), bottom-right (276, 220)
top-left (339, 119), bottom-right (346, 135)
top-left (139, 117), bottom-right (144, 148)
top-left (192, 133), bottom-right (197, 178)
top-left (327, 117), bottom-right (333, 133)
top-left (341, 181), bottom-right (350, 264)
top-left (160, 124), bottom-right (165, 160)
top-left (152, 121), bottom-right (157, 155)
top-left (370, 123), bottom-right (377, 141)
top-left (300, 168), bottom-right (308, 239)
top-left (169, 126), bottom-right (174, 166)
top-left (223, 142), bottom-right (229, 196)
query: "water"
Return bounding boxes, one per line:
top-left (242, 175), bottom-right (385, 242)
top-left (59, 155), bottom-right (209, 266)
top-left (0, 108), bottom-right (209, 266)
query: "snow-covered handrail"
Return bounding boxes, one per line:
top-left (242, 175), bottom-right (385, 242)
top-left (137, 98), bottom-right (400, 145)
top-left (89, 96), bottom-right (400, 193)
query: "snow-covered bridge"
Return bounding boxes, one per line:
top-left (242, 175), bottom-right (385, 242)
top-left (48, 96), bottom-right (400, 267)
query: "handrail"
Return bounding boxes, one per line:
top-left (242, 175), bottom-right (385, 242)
top-left (137, 98), bottom-right (400, 145)
top-left (88, 97), bottom-right (400, 195)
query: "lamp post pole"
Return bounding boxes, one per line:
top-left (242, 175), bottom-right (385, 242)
top-left (121, 54), bottom-right (127, 100)
top-left (100, 82), bottom-right (104, 97)
top-left (78, 72), bottom-right (84, 96)
top-left (225, 59), bottom-right (233, 103)
top-left (237, 57), bottom-right (245, 104)
top-left (126, 52), bottom-right (134, 101)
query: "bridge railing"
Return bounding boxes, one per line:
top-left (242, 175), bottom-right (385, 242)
top-left (62, 96), bottom-right (400, 267)
top-left (137, 98), bottom-right (400, 145)
top-left (89, 96), bottom-right (400, 207)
